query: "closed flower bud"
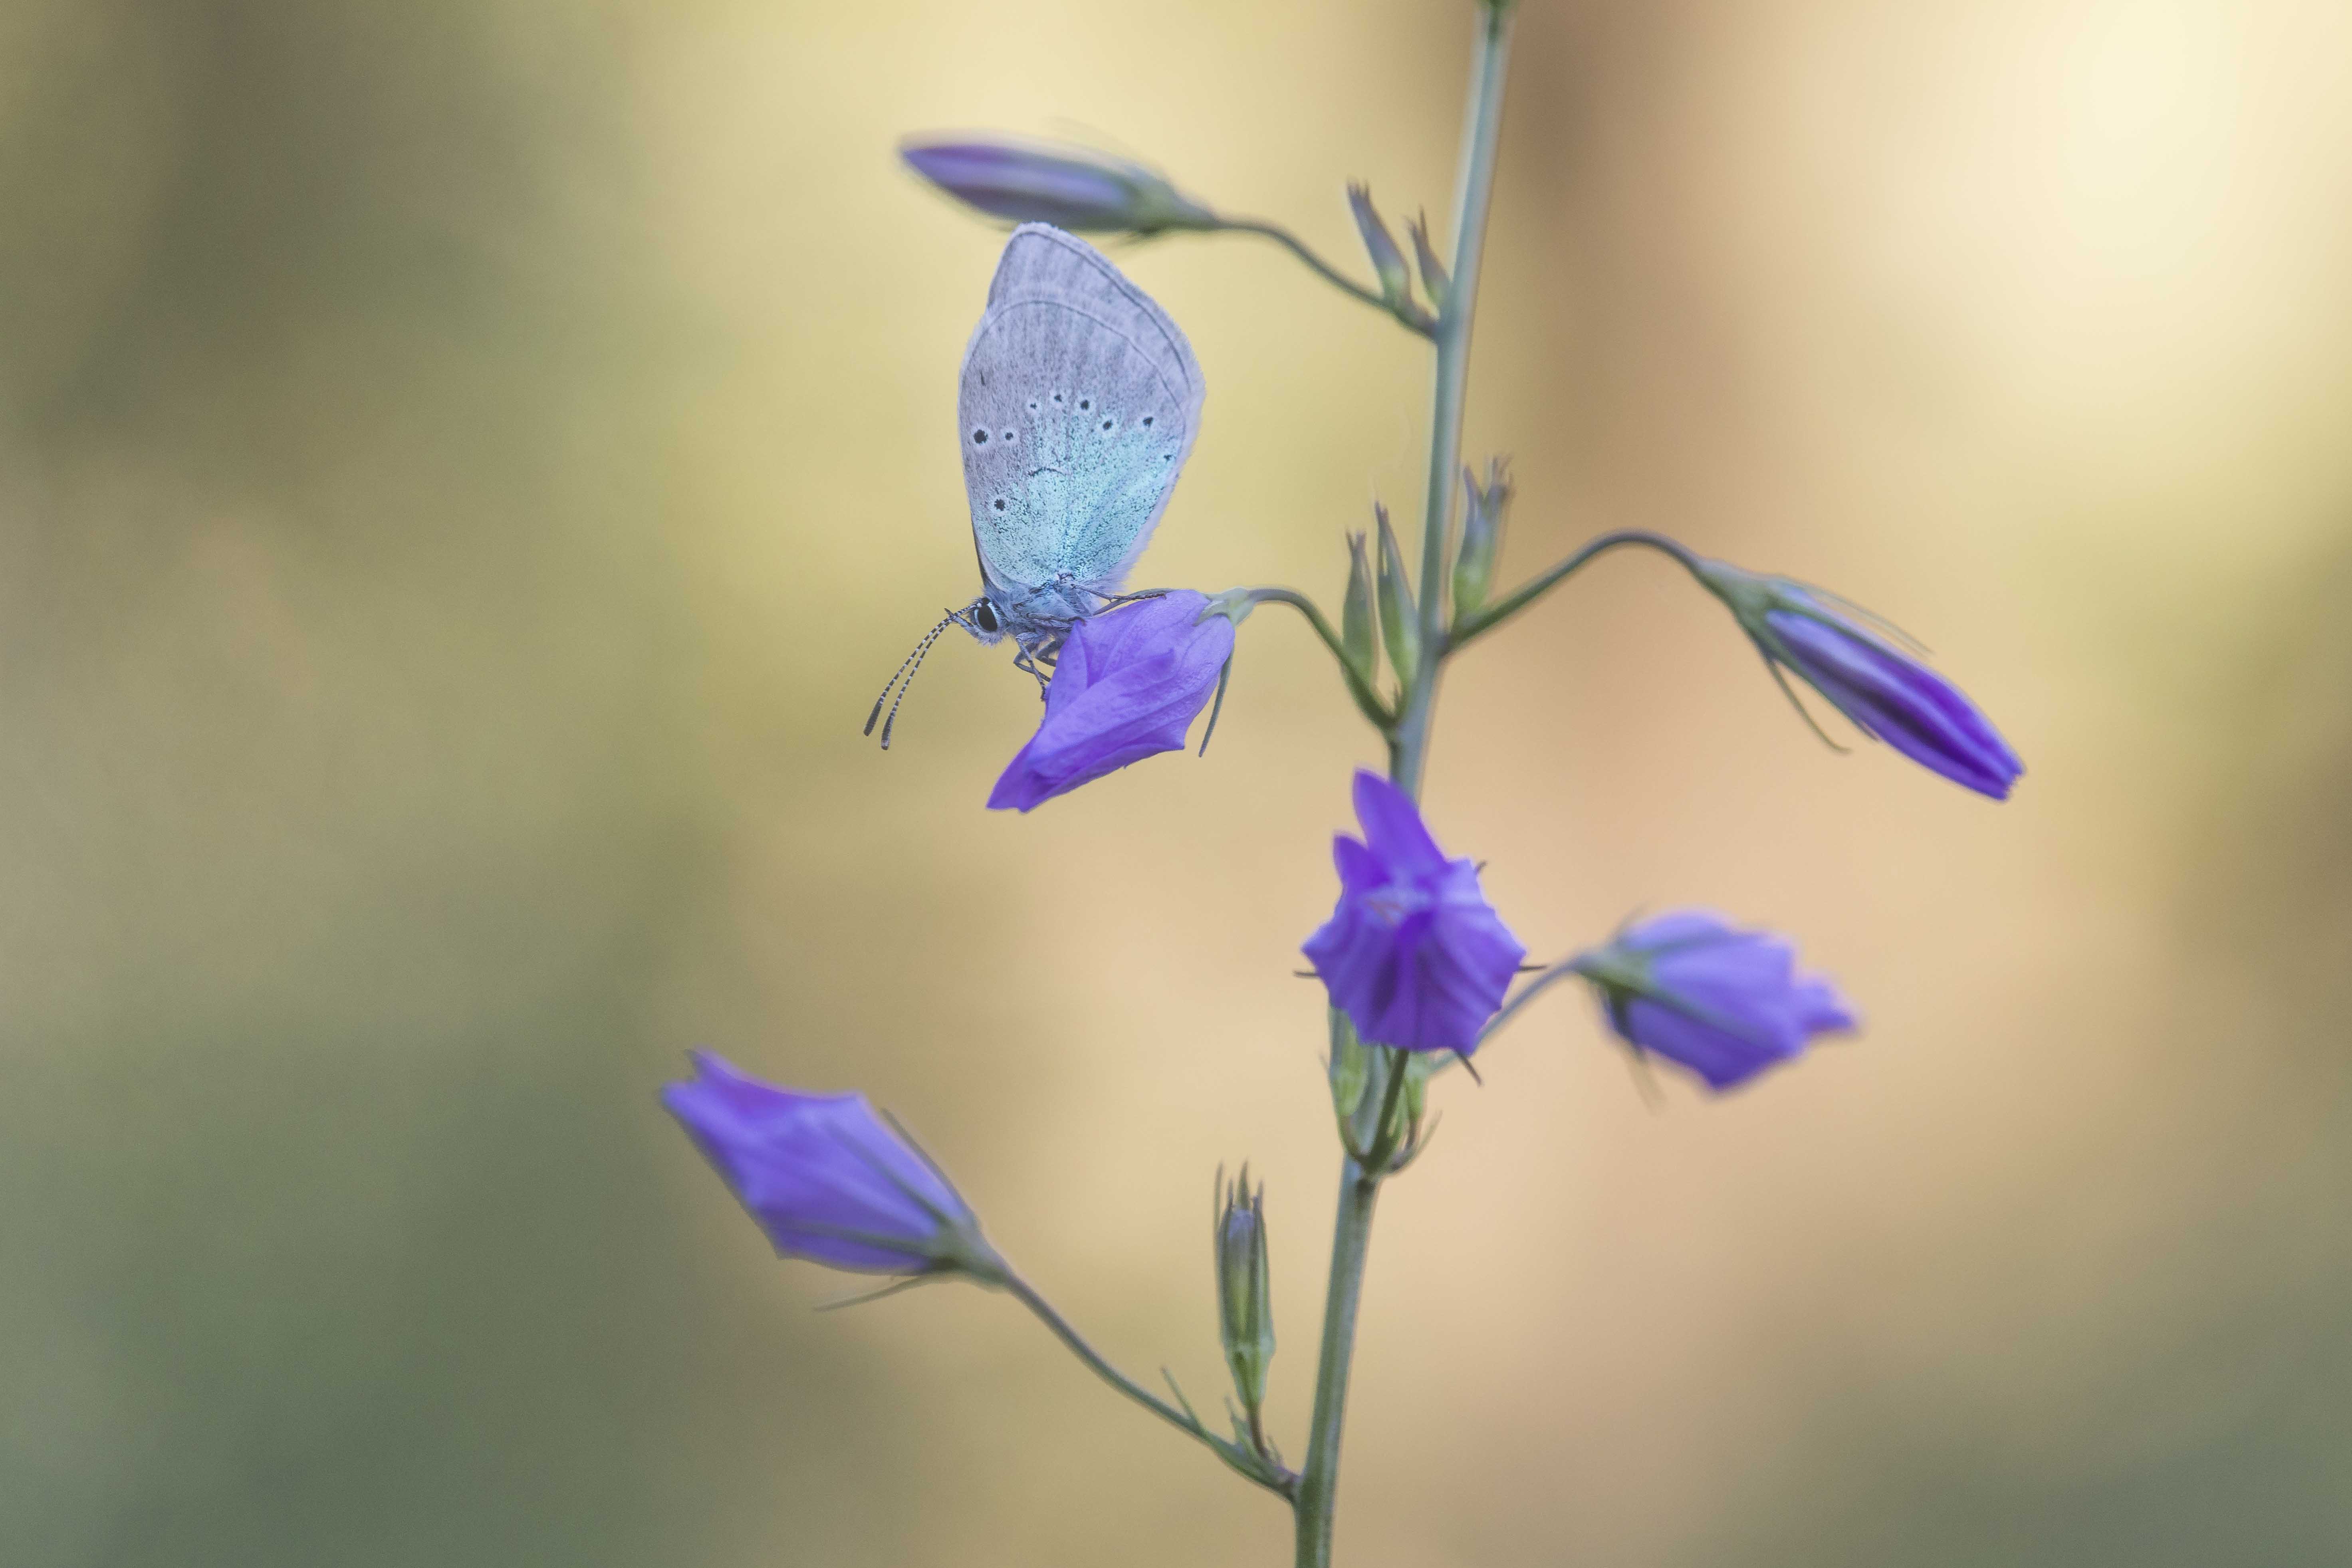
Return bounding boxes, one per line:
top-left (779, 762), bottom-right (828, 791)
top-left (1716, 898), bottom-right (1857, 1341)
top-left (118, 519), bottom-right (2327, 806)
top-left (900, 134), bottom-right (1218, 234)
top-left (1372, 503), bottom-right (1419, 692)
top-left (1346, 183), bottom-right (1413, 307)
top-left (1452, 459), bottom-right (1511, 620)
top-left (1696, 560), bottom-right (2023, 800)
top-left (1213, 1169), bottom-right (1276, 1422)
top-left (988, 591), bottom-right (1235, 812)
top-left (1341, 531), bottom-right (1378, 681)
top-left (1573, 912), bottom-right (1858, 1090)
top-left (1304, 770), bottom-right (1527, 1054)
top-left (662, 1051), bottom-right (1000, 1277)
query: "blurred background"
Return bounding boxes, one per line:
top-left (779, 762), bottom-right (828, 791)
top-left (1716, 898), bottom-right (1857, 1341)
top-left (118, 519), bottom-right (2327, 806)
top-left (3, 0), bottom-right (2348, 1563)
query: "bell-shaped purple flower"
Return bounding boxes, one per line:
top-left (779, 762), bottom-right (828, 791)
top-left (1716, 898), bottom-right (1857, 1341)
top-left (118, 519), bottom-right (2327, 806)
top-left (1698, 561), bottom-right (2023, 800)
top-left (988, 591), bottom-right (1235, 813)
top-left (1303, 770), bottom-right (1526, 1054)
top-left (900, 134), bottom-right (1218, 234)
top-left (1573, 911), bottom-right (1858, 1090)
top-left (662, 1051), bottom-right (999, 1278)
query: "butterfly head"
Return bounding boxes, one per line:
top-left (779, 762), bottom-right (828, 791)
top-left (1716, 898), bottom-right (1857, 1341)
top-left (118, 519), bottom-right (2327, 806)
top-left (958, 594), bottom-right (1008, 646)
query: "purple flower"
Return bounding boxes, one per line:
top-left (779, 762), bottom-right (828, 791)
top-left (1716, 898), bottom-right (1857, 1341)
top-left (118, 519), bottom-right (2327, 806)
top-left (900, 135), bottom-right (1217, 234)
top-left (1303, 771), bottom-right (1526, 1054)
top-left (988, 591), bottom-right (1235, 813)
top-left (1574, 911), bottom-right (1858, 1090)
top-left (661, 1051), bottom-right (998, 1277)
top-left (1699, 562), bottom-right (2023, 800)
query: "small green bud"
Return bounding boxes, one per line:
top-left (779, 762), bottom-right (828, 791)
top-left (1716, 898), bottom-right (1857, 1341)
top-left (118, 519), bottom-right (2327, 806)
top-left (1341, 531), bottom-right (1378, 682)
top-left (1214, 1168), bottom-right (1275, 1423)
top-left (1373, 502), bottom-right (1420, 693)
top-left (1452, 459), bottom-right (1512, 621)
top-left (1346, 183), bottom-right (1414, 308)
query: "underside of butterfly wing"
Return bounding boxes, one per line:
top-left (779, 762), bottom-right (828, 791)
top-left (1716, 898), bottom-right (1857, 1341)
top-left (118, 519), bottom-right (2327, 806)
top-left (957, 224), bottom-right (1206, 645)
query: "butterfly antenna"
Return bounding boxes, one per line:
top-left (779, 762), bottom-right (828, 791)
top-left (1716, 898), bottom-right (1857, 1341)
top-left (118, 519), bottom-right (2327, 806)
top-left (866, 613), bottom-right (955, 748)
top-left (877, 616), bottom-right (958, 749)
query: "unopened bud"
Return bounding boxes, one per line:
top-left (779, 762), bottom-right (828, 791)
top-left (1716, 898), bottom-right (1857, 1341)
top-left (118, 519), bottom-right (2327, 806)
top-left (1214, 1168), bottom-right (1275, 1421)
top-left (1693, 558), bottom-right (2023, 800)
top-left (900, 135), bottom-right (1218, 234)
top-left (1452, 459), bottom-right (1512, 620)
top-left (1346, 184), bottom-right (1414, 307)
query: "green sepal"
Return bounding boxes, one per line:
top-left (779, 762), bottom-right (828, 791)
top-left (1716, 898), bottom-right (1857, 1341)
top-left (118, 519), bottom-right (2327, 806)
top-left (1328, 1007), bottom-right (1371, 1125)
top-left (1407, 211), bottom-right (1450, 316)
top-left (1340, 532), bottom-right (1378, 684)
top-left (1374, 502), bottom-right (1420, 694)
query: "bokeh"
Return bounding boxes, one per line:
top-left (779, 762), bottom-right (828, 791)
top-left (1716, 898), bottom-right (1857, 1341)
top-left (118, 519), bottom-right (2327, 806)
top-left (4, 1), bottom-right (2348, 1564)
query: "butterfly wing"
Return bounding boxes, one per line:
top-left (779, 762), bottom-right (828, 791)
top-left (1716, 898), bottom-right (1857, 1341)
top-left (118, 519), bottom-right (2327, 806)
top-left (958, 225), bottom-right (1204, 605)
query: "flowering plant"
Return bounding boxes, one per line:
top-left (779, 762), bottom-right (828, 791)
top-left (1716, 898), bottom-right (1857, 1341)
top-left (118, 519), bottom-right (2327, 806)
top-left (666, 4), bottom-right (2019, 1562)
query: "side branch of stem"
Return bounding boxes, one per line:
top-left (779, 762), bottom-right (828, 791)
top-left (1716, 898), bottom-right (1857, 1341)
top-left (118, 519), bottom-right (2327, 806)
top-left (1003, 1268), bottom-right (1297, 1501)
top-left (1236, 587), bottom-right (1396, 731)
top-left (1450, 527), bottom-right (1708, 651)
top-left (1220, 218), bottom-right (1435, 335)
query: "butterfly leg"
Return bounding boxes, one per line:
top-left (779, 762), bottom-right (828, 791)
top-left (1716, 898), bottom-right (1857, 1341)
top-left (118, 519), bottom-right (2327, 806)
top-left (1086, 586), bottom-right (1170, 610)
top-left (1011, 642), bottom-right (1052, 699)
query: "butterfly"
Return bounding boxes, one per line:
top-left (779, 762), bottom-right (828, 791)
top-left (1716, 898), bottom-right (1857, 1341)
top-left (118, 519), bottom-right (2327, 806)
top-left (868, 223), bottom-right (1206, 746)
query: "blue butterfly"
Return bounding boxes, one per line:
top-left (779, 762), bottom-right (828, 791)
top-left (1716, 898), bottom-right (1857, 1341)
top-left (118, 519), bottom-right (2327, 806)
top-left (869, 224), bottom-right (1206, 745)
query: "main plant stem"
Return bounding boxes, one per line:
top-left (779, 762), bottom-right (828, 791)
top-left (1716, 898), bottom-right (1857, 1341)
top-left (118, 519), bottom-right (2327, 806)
top-left (1292, 1160), bottom-right (1379, 1565)
top-left (1392, 1), bottom-right (1512, 797)
top-left (1295, 8), bottom-right (1514, 1565)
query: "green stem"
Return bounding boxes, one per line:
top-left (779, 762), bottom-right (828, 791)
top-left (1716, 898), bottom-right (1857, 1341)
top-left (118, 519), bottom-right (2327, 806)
top-left (1296, 11), bottom-right (1516, 1566)
top-left (1292, 1162), bottom-right (1380, 1568)
top-left (1395, 0), bottom-right (1515, 797)
top-left (1003, 1268), bottom-right (1295, 1501)
top-left (1234, 587), bottom-right (1396, 730)
top-left (1450, 528), bottom-right (1706, 651)
top-left (1220, 218), bottom-right (1432, 332)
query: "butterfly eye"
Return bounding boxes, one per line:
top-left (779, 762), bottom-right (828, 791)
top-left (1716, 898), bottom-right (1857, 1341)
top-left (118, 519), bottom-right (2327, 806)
top-left (975, 603), bottom-right (1000, 633)
top-left (972, 429), bottom-right (988, 444)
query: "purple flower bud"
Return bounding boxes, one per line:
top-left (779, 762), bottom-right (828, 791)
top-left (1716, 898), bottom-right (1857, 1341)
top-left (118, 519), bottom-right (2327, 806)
top-left (1574, 911), bottom-right (1858, 1090)
top-left (662, 1051), bottom-right (998, 1277)
top-left (1303, 770), bottom-right (1527, 1054)
top-left (1699, 561), bottom-right (2023, 800)
top-left (988, 591), bottom-right (1235, 813)
top-left (899, 135), bottom-right (1218, 234)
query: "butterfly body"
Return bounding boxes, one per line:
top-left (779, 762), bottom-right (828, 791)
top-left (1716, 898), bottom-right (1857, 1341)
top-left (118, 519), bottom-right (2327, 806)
top-left (953, 224), bottom-right (1205, 681)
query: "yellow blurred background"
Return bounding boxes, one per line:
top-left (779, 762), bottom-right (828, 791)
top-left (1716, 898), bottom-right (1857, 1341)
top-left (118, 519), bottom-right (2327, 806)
top-left (4, 0), bottom-right (2349, 1563)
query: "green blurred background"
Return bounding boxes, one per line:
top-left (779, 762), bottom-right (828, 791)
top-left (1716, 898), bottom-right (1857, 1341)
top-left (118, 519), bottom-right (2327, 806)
top-left (4, 0), bottom-right (2349, 1563)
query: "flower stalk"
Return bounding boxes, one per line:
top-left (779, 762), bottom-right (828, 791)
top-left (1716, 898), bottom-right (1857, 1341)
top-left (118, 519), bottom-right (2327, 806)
top-left (1296, 6), bottom-right (1515, 1564)
top-left (1003, 1266), bottom-right (1297, 1499)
